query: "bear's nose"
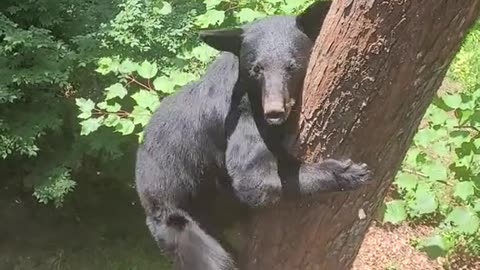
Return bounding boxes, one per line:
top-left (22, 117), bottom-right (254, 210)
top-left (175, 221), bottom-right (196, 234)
top-left (264, 102), bottom-right (286, 125)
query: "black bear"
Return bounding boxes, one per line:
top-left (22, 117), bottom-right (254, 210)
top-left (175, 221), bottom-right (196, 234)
top-left (135, 1), bottom-right (370, 269)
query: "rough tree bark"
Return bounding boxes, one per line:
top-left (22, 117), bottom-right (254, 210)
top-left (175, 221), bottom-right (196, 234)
top-left (239, 1), bottom-right (480, 269)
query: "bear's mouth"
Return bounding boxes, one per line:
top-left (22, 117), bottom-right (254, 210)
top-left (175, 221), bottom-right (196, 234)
top-left (265, 111), bottom-right (285, 125)
top-left (264, 98), bottom-right (295, 125)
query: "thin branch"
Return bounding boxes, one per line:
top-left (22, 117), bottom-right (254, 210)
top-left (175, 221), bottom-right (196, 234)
top-left (126, 75), bottom-right (154, 91)
top-left (454, 125), bottom-right (480, 133)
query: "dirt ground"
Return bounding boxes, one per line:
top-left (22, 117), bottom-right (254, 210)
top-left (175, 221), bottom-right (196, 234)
top-left (353, 222), bottom-right (444, 270)
top-left (354, 221), bottom-right (480, 270)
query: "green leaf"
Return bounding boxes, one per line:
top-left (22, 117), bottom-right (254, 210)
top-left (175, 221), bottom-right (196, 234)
top-left (153, 76), bottom-right (175, 93)
top-left (96, 57), bottom-right (118, 75)
top-left (137, 60), bottom-right (158, 79)
top-left (423, 161), bottom-right (448, 181)
top-left (455, 152), bottom-right (474, 168)
top-left (383, 200), bottom-right (407, 224)
top-left (154, 1), bottom-right (172, 15)
top-left (449, 130), bottom-right (471, 148)
top-left (236, 8), bottom-right (265, 23)
top-left (80, 118), bottom-right (103, 135)
top-left (195, 10), bottom-right (225, 27)
top-left (105, 83), bottom-right (128, 100)
top-left (420, 234), bottom-right (452, 259)
top-left (97, 102), bottom-right (108, 110)
top-left (473, 137), bottom-right (480, 150)
top-left (428, 107), bottom-right (450, 125)
top-left (189, 45), bottom-right (218, 63)
top-left (470, 111), bottom-right (480, 125)
top-left (76, 98), bottom-right (95, 119)
top-left (414, 129), bottom-right (436, 147)
top-left (115, 118), bottom-right (135, 135)
top-left (395, 173), bottom-right (418, 192)
top-left (131, 90), bottom-right (160, 111)
top-left (118, 59), bottom-right (138, 74)
top-left (444, 118), bottom-right (457, 129)
top-left (130, 106), bottom-right (151, 127)
top-left (104, 114), bottom-right (121, 127)
top-left (431, 141), bottom-right (450, 157)
top-left (453, 181), bottom-right (475, 202)
top-left (442, 94), bottom-right (462, 109)
top-left (458, 108), bottom-right (474, 124)
top-left (105, 103), bottom-right (121, 113)
top-left (204, 0), bottom-right (222, 9)
top-left (96, 57), bottom-right (112, 73)
top-left (411, 189), bottom-right (438, 215)
top-left (169, 70), bottom-right (196, 87)
top-left (446, 207), bottom-right (480, 235)
top-left (97, 102), bottom-right (121, 113)
top-left (404, 148), bottom-right (421, 167)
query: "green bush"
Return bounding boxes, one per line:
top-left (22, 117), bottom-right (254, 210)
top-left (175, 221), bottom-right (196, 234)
top-left (0, 0), bottom-right (123, 205)
top-left (384, 19), bottom-right (480, 259)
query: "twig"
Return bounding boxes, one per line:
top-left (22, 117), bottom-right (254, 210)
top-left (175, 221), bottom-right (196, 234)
top-left (454, 125), bottom-right (480, 133)
top-left (126, 75), bottom-right (154, 91)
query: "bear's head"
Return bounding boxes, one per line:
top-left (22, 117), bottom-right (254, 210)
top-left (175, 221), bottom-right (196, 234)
top-left (200, 1), bottom-right (331, 125)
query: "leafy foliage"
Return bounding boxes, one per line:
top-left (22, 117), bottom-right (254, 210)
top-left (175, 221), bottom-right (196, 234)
top-left (383, 20), bottom-right (480, 259)
top-left (33, 167), bottom-right (76, 207)
top-left (0, 0), bottom-right (116, 204)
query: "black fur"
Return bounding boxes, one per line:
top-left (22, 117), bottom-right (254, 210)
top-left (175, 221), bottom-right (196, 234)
top-left (135, 1), bottom-right (370, 269)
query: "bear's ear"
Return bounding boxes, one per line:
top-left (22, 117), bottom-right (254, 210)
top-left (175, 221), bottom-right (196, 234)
top-left (199, 28), bottom-right (244, 55)
top-left (296, 1), bottom-right (332, 42)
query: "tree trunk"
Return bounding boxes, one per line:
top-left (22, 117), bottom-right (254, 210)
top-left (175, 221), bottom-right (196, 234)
top-left (239, 1), bottom-right (480, 269)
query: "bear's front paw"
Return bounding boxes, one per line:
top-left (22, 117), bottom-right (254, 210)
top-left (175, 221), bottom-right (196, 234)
top-left (322, 159), bottom-right (371, 190)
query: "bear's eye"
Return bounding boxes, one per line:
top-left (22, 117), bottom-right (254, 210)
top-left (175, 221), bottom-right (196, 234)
top-left (286, 63), bottom-right (296, 72)
top-left (252, 64), bottom-right (263, 75)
